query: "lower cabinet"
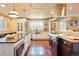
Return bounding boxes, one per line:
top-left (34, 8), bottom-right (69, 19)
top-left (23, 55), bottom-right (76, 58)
top-left (61, 43), bottom-right (72, 56)
top-left (49, 38), bottom-right (58, 56)
top-left (0, 33), bottom-right (32, 56)
top-left (59, 38), bottom-right (79, 56)
top-left (49, 39), bottom-right (54, 54)
top-left (49, 36), bottom-right (79, 56)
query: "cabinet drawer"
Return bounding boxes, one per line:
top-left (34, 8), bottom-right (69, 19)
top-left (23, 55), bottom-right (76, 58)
top-left (63, 41), bottom-right (72, 48)
top-left (63, 46), bottom-right (71, 51)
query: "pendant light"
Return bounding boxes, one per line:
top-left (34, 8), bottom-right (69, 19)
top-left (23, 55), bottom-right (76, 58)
top-left (8, 3), bottom-right (19, 18)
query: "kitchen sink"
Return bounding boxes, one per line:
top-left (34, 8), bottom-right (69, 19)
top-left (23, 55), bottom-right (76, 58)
top-left (73, 39), bottom-right (79, 40)
top-left (0, 37), bottom-right (6, 42)
top-left (0, 34), bottom-right (7, 38)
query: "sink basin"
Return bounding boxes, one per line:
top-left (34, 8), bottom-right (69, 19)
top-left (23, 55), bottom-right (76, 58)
top-left (0, 34), bottom-right (7, 38)
top-left (73, 39), bottom-right (79, 40)
top-left (59, 34), bottom-right (64, 36)
top-left (0, 38), bottom-right (6, 42)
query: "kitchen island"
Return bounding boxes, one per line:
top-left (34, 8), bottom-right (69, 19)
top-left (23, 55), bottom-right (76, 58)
top-left (0, 32), bottom-right (32, 56)
top-left (58, 34), bottom-right (79, 56)
top-left (48, 33), bottom-right (79, 56)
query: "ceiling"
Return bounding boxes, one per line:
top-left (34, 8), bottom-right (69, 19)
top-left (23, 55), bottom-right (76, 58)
top-left (67, 3), bottom-right (79, 16)
top-left (0, 3), bottom-right (56, 19)
top-left (0, 3), bottom-right (79, 19)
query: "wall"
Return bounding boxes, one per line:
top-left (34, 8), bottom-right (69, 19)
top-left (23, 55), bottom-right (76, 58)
top-left (7, 18), bottom-right (17, 32)
top-left (0, 14), bottom-right (17, 33)
top-left (67, 4), bottom-right (79, 16)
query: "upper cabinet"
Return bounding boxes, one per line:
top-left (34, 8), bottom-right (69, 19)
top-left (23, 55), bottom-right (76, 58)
top-left (58, 17), bottom-right (67, 33)
top-left (17, 18), bottom-right (28, 38)
top-left (49, 18), bottom-right (59, 33)
top-left (17, 18), bottom-right (27, 32)
top-left (49, 17), bottom-right (67, 33)
top-left (44, 19), bottom-right (49, 31)
top-left (67, 16), bottom-right (79, 31)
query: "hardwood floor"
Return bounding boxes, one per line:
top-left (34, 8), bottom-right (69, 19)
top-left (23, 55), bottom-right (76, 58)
top-left (24, 40), bottom-right (55, 56)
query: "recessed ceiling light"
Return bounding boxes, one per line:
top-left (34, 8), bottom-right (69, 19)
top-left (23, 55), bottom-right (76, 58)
top-left (51, 11), bottom-right (54, 14)
top-left (0, 4), bottom-right (6, 7)
top-left (69, 7), bottom-right (72, 10)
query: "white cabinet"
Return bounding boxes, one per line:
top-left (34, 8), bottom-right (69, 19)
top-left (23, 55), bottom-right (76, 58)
top-left (17, 18), bottom-right (27, 38)
top-left (24, 33), bottom-right (31, 49)
top-left (58, 17), bottom-right (67, 33)
top-left (49, 17), bottom-right (67, 33)
top-left (0, 33), bottom-right (32, 56)
top-left (49, 18), bottom-right (58, 33)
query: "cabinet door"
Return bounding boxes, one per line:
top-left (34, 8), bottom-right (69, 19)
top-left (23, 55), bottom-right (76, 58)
top-left (62, 45), bottom-right (71, 56)
top-left (59, 19), bottom-right (67, 33)
top-left (49, 39), bottom-right (53, 47)
top-left (24, 34), bottom-right (31, 48)
top-left (51, 22), bottom-right (57, 31)
top-left (62, 40), bottom-right (72, 56)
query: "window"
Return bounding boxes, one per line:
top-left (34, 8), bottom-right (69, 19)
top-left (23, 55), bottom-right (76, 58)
top-left (0, 17), bottom-right (7, 31)
top-left (30, 20), bottom-right (44, 31)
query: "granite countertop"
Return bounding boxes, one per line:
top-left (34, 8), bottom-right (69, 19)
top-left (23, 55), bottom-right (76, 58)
top-left (58, 34), bottom-right (79, 43)
top-left (0, 35), bottom-right (19, 43)
top-left (0, 32), bottom-right (32, 43)
top-left (0, 33), bottom-right (23, 43)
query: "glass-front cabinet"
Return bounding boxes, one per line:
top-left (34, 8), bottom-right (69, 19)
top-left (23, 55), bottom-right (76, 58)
top-left (17, 18), bottom-right (28, 39)
top-left (49, 17), bottom-right (67, 33)
top-left (49, 18), bottom-right (58, 33)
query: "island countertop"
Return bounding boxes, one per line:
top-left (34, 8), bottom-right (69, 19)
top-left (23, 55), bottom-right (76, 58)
top-left (58, 34), bottom-right (79, 43)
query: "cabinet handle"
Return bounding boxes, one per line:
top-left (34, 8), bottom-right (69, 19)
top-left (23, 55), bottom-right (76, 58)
top-left (64, 42), bottom-right (66, 44)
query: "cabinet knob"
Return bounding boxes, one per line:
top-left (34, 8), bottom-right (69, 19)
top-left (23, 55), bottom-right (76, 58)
top-left (64, 42), bottom-right (66, 44)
